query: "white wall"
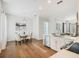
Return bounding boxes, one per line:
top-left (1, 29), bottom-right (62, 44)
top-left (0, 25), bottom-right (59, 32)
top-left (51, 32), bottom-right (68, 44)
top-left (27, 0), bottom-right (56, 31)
top-left (39, 17), bottom-right (48, 39)
top-left (7, 14), bottom-right (47, 41)
top-left (32, 15), bottom-right (39, 39)
top-left (7, 14), bottom-right (32, 41)
top-left (48, 17), bottom-right (56, 34)
top-left (7, 14), bottom-right (21, 41)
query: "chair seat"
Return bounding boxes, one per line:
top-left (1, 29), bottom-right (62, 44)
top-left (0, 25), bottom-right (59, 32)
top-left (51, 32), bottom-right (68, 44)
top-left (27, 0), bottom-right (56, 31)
top-left (26, 36), bottom-right (30, 39)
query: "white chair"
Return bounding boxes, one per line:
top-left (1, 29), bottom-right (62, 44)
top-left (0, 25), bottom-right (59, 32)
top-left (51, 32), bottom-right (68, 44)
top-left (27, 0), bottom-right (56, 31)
top-left (15, 34), bottom-right (23, 45)
top-left (25, 33), bottom-right (32, 43)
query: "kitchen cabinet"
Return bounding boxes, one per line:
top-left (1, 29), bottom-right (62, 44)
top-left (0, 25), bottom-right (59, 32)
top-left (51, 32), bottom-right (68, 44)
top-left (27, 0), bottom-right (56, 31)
top-left (50, 35), bottom-right (66, 51)
top-left (50, 35), bottom-right (73, 51)
top-left (56, 22), bottom-right (77, 36)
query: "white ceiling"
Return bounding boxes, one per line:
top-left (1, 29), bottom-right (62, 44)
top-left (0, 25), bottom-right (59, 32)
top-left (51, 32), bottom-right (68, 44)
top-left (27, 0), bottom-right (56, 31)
top-left (2, 0), bottom-right (77, 18)
top-left (3, 0), bottom-right (48, 17)
top-left (48, 0), bottom-right (77, 18)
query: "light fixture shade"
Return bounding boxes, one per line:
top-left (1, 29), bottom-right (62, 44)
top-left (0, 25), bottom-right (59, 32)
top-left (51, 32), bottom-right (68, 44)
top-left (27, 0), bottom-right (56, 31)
top-left (57, 0), bottom-right (63, 4)
top-left (48, 0), bottom-right (52, 3)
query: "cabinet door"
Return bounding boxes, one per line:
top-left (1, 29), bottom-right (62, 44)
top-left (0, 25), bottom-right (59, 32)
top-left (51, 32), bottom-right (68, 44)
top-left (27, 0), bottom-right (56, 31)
top-left (70, 23), bottom-right (76, 36)
top-left (50, 36), bottom-right (58, 51)
top-left (50, 36), bottom-right (66, 51)
top-left (57, 37), bottom-right (66, 51)
top-left (56, 23), bottom-right (62, 36)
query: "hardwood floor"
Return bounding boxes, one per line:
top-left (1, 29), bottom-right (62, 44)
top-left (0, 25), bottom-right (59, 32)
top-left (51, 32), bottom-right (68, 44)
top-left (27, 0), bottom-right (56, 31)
top-left (0, 39), bottom-right (56, 58)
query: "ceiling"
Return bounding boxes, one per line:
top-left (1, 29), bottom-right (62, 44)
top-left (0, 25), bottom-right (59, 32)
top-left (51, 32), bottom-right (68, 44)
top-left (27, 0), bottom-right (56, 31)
top-left (2, 0), bottom-right (77, 18)
top-left (3, 0), bottom-right (48, 17)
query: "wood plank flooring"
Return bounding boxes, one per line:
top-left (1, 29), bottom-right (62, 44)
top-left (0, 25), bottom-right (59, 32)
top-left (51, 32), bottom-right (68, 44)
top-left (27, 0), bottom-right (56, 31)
top-left (0, 39), bottom-right (56, 58)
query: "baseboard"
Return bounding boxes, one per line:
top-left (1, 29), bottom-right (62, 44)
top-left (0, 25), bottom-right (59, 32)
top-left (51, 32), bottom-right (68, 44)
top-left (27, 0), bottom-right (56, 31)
top-left (0, 49), bottom-right (1, 54)
top-left (7, 40), bottom-right (15, 42)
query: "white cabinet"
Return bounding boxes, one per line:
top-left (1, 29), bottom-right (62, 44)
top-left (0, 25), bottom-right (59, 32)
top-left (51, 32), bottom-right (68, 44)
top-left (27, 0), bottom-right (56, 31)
top-left (50, 36), bottom-right (58, 51)
top-left (50, 35), bottom-right (65, 51)
top-left (50, 35), bottom-right (73, 51)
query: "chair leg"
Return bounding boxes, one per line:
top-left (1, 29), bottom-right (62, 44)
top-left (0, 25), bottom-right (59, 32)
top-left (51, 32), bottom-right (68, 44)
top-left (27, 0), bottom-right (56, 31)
top-left (22, 40), bottom-right (25, 43)
top-left (21, 40), bottom-right (23, 45)
top-left (15, 41), bottom-right (17, 45)
top-left (21, 41), bottom-right (22, 45)
top-left (25, 39), bottom-right (28, 44)
top-left (18, 41), bottom-right (21, 45)
top-left (30, 38), bottom-right (32, 43)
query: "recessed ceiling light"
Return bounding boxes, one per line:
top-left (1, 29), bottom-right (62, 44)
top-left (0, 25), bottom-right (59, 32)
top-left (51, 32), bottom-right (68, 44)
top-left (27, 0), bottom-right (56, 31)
top-left (48, 0), bottom-right (52, 3)
top-left (39, 6), bottom-right (42, 10)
